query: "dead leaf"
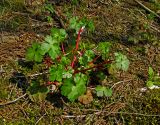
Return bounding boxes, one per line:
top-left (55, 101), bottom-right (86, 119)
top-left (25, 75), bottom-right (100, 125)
top-left (78, 89), bottom-right (93, 105)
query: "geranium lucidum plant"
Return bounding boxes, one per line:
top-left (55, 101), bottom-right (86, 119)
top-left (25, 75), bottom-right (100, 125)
top-left (25, 17), bottom-right (130, 102)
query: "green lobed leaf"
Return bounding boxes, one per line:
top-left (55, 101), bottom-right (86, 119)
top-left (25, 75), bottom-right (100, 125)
top-left (51, 28), bottom-right (67, 42)
top-left (98, 42), bottom-right (111, 60)
top-left (40, 42), bottom-right (51, 55)
top-left (61, 73), bottom-right (88, 102)
top-left (80, 17), bottom-right (95, 32)
top-left (79, 50), bottom-right (95, 66)
top-left (104, 88), bottom-right (112, 97)
top-left (68, 84), bottom-right (86, 102)
top-left (146, 67), bottom-right (160, 87)
top-left (62, 66), bottom-right (74, 78)
top-left (69, 17), bottom-right (79, 30)
top-left (79, 55), bottom-right (88, 66)
top-left (44, 35), bottom-right (58, 44)
top-left (74, 73), bottom-right (88, 85)
top-left (146, 81), bottom-right (154, 88)
top-left (48, 45), bottom-right (61, 60)
top-left (69, 17), bottom-right (86, 32)
top-left (153, 75), bottom-right (160, 85)
top-left (67, 86), bottom-right (79, 101)
top-left (148, 66), bottom-right (154, 79)
top-left (69, 17), bottom-right (95, 33)
top-left (41, 36), bottom-right (61, 60)
top-left (61, 78), bottom-right (74, 96)
top-left (114, 52), bottom-right (130, 71)
top-left (49, 64), bottom-right (64, 82)
top-left (26, 43), bottom-right (43, 62)
top-left (61, 56), bottom-right (71, 65)
top-left (85, 50), bottom-right (95, 62)
top-left (95, 86), bottom-right (112, 97)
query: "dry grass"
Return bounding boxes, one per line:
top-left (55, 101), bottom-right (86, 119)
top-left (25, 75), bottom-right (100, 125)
top-left (0, 0), bottom-right (160, 124)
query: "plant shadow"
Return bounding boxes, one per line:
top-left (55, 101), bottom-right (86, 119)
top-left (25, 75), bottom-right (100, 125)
top-left (46, 93), bottom-right (68, 108)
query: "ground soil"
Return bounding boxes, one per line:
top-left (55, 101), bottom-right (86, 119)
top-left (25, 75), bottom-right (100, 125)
top-left (0, 0), bottom-right (160, 124)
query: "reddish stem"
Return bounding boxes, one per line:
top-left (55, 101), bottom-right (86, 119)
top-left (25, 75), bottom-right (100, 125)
top-left (75, 32), bottom-right (81, 50)
top-left (71, 55), bottom-right (77, 68)
top-left (44, 56), bottom-right (53, 68)
top-left (74, 60), bottom-right (112, 74)
top-left (88, 55), bottom-right (101, 65)
top-left (76, 27), bottom-right (84, 50)
top-left (71, 27), bottom-right (84, 68)
top-left (61, 43), bottom-right (65, 55)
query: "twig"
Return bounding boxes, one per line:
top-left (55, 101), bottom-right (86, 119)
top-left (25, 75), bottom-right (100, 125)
top-left (62, 110), bottom-right (160, 118)
top-left (106, 111), bottom-right (160, 117)
top-left (99, 0), bottom-right (109, 5)
top-left (150, 25), bottom-right (160, 33)
top-left (19, 105), bottom-right (30, 119)
top-left (131, 5), bottom-right (160, 33)
top-left (7, 82), bottom-right (17, 100)
top-left (11, 11), bottom-right (31, 16)
top-left (0, 93), bottom-right (27, 106)
top-left (54, 10), bottom-right (66, 29)
top-left (29, 71), bottom-right (48, 78)
top-left (35, 113), bottom-right (46, 125)
top-left (111, 79), bottom-right (132, 89)
top-left (62, 114), bottom-right (86, 118)
top-left (12, 71), bottom-right (49, 79)
top-left (60, 99), bottom-right (160, 118)
top-left (60, 97), bottom-right (70, 107)
top-left (134, 0), bottom-right (160, 19)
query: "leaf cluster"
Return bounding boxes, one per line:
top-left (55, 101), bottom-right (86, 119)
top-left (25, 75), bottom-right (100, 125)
top-left (61, 73), bottom-right (88, 102)
top-left (114, 52), bottom-right (130, 71)
top-left (69, 17), bottom-right (95, 32)
top-left (95, 86), bottom-right (112, 97)
top-left (146, 67), bottom-right (160, 88)
top-left (25, 17), bottom-right (130, 102)
top-left (26, 28), bottom-right (67, 62)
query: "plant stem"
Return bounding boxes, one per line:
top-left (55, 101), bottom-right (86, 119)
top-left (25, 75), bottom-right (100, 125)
top-left (75, 28), bottom-right (82, 50)
top-left (71, 55), bottom-right (77, 68)
top-left (61, 43), bottom-right (65, 55)
top-left (71, 27), bottom-right (84, 68)
top-left (88, 55), bottom-right (101, 65)
top-left (74, 60), bottom-right (112, 74)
